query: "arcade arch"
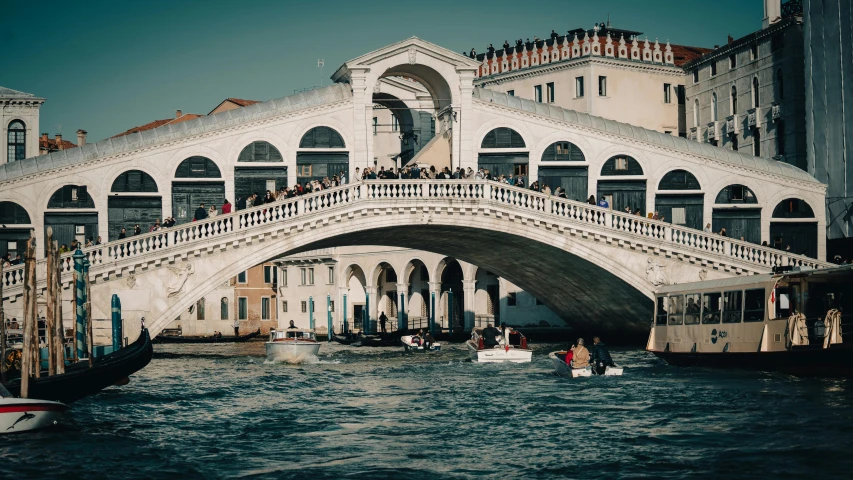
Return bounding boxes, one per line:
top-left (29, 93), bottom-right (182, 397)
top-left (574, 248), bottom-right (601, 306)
top-left (655, 169), bottom-right (704, 230)
top-left (296, 126), bottom-right (349, 185)
top-left (172, 157), bottom-right (224, 225)
top-left (234, 141), bottom-right (287, 202)
top-left (108, 170), bottom-right (162, 241)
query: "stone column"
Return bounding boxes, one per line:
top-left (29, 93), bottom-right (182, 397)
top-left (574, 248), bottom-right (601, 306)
top-left (396, 282), bottom-right (408, 331)
top-left (428, 281), bottom-right (441, 330)
top-left (462, 280), bottom-right (476, 331)
top-left (337, 287), bottom-right (348, 333)
top-left (456, 69), bottom-right (477, 171)
top-left (349, 70), bottom-right (371, 170)
top-left (365, 285), bottom-right (378, 334)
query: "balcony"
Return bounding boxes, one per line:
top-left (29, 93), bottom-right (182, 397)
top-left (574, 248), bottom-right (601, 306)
top-left (707, 122), bottom-right (719, 140)
top-left (726, 115), bottom-right (739, 135)
top-left (747, 108), bottom-right (760, 128)
top-left (772, 103), bottom-right (782, 121)
top-left (689, 127), bottom-right (698, 141)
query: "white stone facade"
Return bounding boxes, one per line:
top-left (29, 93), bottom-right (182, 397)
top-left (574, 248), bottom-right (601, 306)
top-left (1, 87), bottom-right (43, 165)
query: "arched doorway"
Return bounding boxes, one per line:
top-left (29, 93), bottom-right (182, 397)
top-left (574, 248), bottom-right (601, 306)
top-left (598, 154), bottom-right (645, 212)
top-left (712, 184), bottom-right (760, 243)
top-left (404, 258), bottom-right (431, 331)
top-left (439, 259), bottom-right (464, 333)
top-left (373, 261), bottom-right (399, 333)
top-left (296, 127), bottom-right (348, 186)
top-left (342, 264), bottom-right (367, 334)
top-left (108, 170), bottom-right (162, 240)
top-left (234, 141), bottom-right (287, 204)
top-left (172, 156), bottom-right (224, 225)
top-left (655, 169), bottom-right (703, 229)
top-left (0, 201), bottom-right (32, 260)
top-left (44, 185), bottom-right (98, 251)
top-left (770, 198), bottom-right (817, 258)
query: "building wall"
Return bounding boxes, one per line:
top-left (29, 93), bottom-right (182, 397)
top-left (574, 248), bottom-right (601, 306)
top-left (804, 0), bottom-right (853, 239)
top-left (684, 19), bottom-right (807, 170)
top-left (1, 98), bottom-right (41, 165)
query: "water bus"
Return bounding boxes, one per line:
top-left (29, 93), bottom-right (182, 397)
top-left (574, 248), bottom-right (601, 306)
top-left (647, 265), bottom-right (852, 376)
top-left (265, 329), bottom-right (320, 363)
top-left (466, 328), bottom-right (532, 363)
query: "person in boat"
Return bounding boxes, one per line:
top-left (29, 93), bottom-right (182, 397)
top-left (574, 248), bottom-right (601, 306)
top-left (288, 320), bottom-right (298, 330)
top-left (412, 329), bottom-right (424, 346)
top-left (564, 344), bottom-right (575, 365)
top-left (571, 339), bottom-right (590, 368)
top-left (424, 331), bottom-right (435, 349)
top-left (482, 324), bottom-right (501, 348)
top-left (591, 336), bottom-right (614, 375)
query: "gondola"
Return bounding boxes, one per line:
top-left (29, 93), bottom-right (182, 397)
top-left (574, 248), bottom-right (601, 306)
top-left (153, 328), bottom-right (261, 344)
top-left (1, 327), bottom-right (154, 404)
top-left (330, 333), bottom-right (358, 345)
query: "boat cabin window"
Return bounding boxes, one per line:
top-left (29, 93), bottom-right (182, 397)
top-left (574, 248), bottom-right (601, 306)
top-left (723, 290), bottom-right (743, 323)
top-left (656, 296), bottom-right (668, 325)
top-left (668, 295), bottom-right (684, 325)
top-left (702, 292), bottom-right (722, 324)
top-left (774, 284), bottom-right (801, 319)
top-left (805, 281), bottom-right (850, 319)
top-left (684, 293), bottom-right (701, 324)
top-left (744, 288), bottom-right (765, 322)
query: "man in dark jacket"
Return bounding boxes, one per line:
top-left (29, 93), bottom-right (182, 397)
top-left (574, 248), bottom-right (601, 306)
top-left (481, 324), bottom-right (501, 348)
top-left (591, 336), bottom-right (614, 375)
top-left (194, 203), bottom-right (207, 221)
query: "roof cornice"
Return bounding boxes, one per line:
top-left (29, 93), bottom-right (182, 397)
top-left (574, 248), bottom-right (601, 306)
top-left (475, 56), bottom-right (686, 86)
top-left (683, 17), bottom-right (802, 69)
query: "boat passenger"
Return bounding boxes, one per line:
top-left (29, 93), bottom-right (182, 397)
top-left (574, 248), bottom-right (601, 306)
top-left (591, 336), bottom-right (614, 375)
top-left (482, 324), bottom-right (501, 348)
top-left (564, 345), bottom-right (574, 365)
top-left (288, 320), bottom-right (298, 330)
top-left (424, 331), bottom-right (435, 349)
top-left (571, 339), bottom-right (590, 368)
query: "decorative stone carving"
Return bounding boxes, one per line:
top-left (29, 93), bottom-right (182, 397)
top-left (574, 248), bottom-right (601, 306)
top-left (166, 263), bottom-right (195, 297)
top-left (126, 272), bottom-right (136, 289)
top-left (373, 82), bottom-right (381, 94)
top-left (408, 47), bottom-right (417, 65)
top-left (646, 259), bottom-right (669, 286)
top-left (699, 268), bottom-right (708, 281)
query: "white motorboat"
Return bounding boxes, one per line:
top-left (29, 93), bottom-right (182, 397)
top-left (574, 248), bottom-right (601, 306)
top-left (548, 351), bottom-right (623, 377)
top-left (265, 329), bottom-right (321, 363)
top-left (466, 328), bottom-right (532, 363)
top-left (401, 335), bottom-right (441, 352)
top-left (0, 384), bottom-right (68, 434)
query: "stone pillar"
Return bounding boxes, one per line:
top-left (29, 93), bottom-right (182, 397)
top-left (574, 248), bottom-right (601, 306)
top-left (365, 285), bottom-right (378, 334)
top-left (463, 280), bottom-right (476, 331)
top-left (396, 282), bottom-right (408, 331)
top-left (337, 287), bottom-right (348, 333)
top-left (349, 70), bottom-right (371, 170)
top-left (456, 69), bottom-right (477, 171)
top-left (428, 281), bottom-right (441, 330)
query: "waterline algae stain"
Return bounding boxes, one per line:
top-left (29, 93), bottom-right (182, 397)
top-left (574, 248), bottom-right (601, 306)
top-left (1, 342), bottom-right (852, 479)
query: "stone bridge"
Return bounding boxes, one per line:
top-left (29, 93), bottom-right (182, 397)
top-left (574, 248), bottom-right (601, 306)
top-left (0, 180), bottom-right (830, 340)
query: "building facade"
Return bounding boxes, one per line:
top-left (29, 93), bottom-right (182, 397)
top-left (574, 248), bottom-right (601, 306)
top-left (804, 0), bottom-right (853, 243)
top-left (1, 87), bottom-right (44, 166)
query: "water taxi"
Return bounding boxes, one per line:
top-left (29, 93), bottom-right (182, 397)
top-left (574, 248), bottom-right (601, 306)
top-left (265, 329), bottom-right (321, 363)
top-left (401, 334), bottom-right (440, 352)
top-left (647, 265), bottom-right (852, 376)
top-left (548, 351), bottom-right (624, 377)
top-left (466, 328), bottom-right (532, 363)
top-left (0, 384), bottom-right (68, 434)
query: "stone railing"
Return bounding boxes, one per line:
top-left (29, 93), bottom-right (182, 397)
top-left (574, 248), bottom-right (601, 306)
top-left (0, 179), bottom-right (830, 291)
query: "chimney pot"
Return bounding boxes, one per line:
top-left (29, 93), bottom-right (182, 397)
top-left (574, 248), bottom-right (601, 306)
top-left (41, 133), bottom-right (48, 142)
top-left (55, 134), bottom-right (63, 150)
top-left (76, 129), bottom-right (87, 146)
top-left (176, 109), bottom-right (183, 118)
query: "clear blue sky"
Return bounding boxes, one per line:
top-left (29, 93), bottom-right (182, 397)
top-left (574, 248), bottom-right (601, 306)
top-left (4, 0), bottom-right (764, 142)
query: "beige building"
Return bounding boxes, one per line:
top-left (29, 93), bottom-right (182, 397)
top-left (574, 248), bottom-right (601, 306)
top-left (1, 86), bottom-right (45, 165)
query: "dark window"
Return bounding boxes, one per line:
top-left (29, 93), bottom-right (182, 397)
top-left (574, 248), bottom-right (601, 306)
top-left (753, 128), bottom-right (761, 156)
top-left (685, 293), bottom-right (701, 325)
top-left (261, 297), bottom-right (270, 320)
top-left (237, 271), bottom-right (247, 283)
top-left (238, 297), bottom-right (248, 320)
top-left (507, 90), bottom-right (515, 96)
top-left (750, 43), bottom-right (758, 60)
top-left (731, 86), bottom-right (738, 115)
top-left (676, 85), bottom-right (685, 105)
top-left (710, 62), bottom-right (717, 76)
top-left (729, 54), bottom-right (736, 69)
top-left (196, 298), bottom-right (205, 320)
top-left (541, 141), bottom-right (585, 162)
top-left (598, 76), bottom-right (607, 96)
top-left (0, 201), bottom-right (31, 224)
top-left (547, 82), bottom-right (555, 103)
top-left (7, 120), bottom-right (26, 162)
top-left (301, 301), bottom-right (307, 313)
top-left (507, 292), bottom-right (517, 306)
top-left (702, 292), bottom-right (722, 324)
top-left (752, 77), bottom-right (760, 108)
top-left (664, 83), bottom-right (671, 103)
top-left (656, 297), bottom-right (668, 325)
top-left (534, 85), bottom-right (543, 102)
top-left (299, 126), bottom-right (345, 148)
top-left (692, 70), bottom-right (699, 83)
top-left (372, 117), bottom-right (378, 135)
top-left (601, 155), bottom-right (643, 175)
top-left (111, 170), bottom-right (158, 192)
top-left (776, 121), bottom-right (786, 156)
top-left (668, 295), bottom-right (684, 325)
top-left (772, 199), bottom-right (815, 218)
top-left (264, 265), bottom-right (274, 284)
top-left (47, 185), bottom-right (95, 209)
top-left (744, 288), bottom-right (765, 322)
top-left (221, 298), bottom-right (229, 320)
top-left (723, 291), bottom-right (743, 323)
top-left (715, 184), bottom-right (757, 204)
top-left (481, 128), bottom-right (526, 148)
top-left (658, 169), bottom-right (701, 190)
top-left (576, 77), bottom-right (584, 97)
top-left (238, 141), bottom-right (283, 162)
top-left (175, 156), bottom-right (221, 178)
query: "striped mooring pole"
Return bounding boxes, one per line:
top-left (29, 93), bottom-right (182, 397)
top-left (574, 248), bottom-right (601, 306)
top-left (73, 250), bottom-right (87, 360)
top-left (326, 294), bottom-right (332, 342)
top-left (111, 294), bottom-right (122, 352)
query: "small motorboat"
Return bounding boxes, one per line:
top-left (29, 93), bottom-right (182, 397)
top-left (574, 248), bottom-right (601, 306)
top-left (466, 328), bottom-right (532, 363)
top-left (548, 351), bottom-right (623, 377)
top-left (265, 329), bottom-right (321, 363)
top-left (0, 384), bottom-right (68, 434)
top-left (401, 335), bottom-right (440, 352)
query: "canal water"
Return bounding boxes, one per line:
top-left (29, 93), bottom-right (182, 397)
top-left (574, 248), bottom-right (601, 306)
top-left (2, 342), bottom-right (852, 479)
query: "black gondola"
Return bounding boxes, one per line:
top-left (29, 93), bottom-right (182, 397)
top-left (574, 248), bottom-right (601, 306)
top-left (2, 327), bottom-right (154, 404)
top-left (153, 328), bottom-right (261, 344)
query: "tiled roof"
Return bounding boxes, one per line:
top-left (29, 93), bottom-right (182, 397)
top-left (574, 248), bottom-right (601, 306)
top-left (226, 98), bottom-right (259, 107)
top-left (112, 113), bottom-right (204, 138)
top-left (0, 83), bottom-right (352, 183)
top-left (472, 87), bottom-right (819, 184)
top-left (39, 137), bottom-right (78, 152)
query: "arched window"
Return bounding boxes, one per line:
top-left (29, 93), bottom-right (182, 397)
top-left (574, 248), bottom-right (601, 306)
top-left (480, 128), bottom-right (525, 148)
top-left (693, 99), bottom-right (699, 127)
top-left (773, 198), bottom-right (814, 218)
top-left (541, 141), bottom-right (584, 162)
top-left (111, 170), bottom-right (158, 192)
top-left (238, 141), bottom-right (283, 162)
top-left (175, 156), bottom-right (221, 178)
top-left (753, 128), bottom-right (761, 157)
top-left (715, 185), bottom-right (758, 204)
top-left (221, 298), bottom-right (229, 320)
top-left (658, 169), bottom-right (701, 190)
top-left (0, 201), bottom-right (31, 224)
top-left (711, 92), bottom-right (718, 121)
top-left (752, 77), bottom-right (760, 108)
top-left (776, 121), bottom-right (785, 156)
top-left (601, 155), bottom-right (643, 175)
top-left (299, 127), bottom-right (345, 149)
top-left (7, 120), bottom-right (26, 162)
top-left (731, 86), bottom-right (738, 115)
top-left (47, 185), bottom-right (95, 209)
top-left (776, 69), bottom-right (784, 100)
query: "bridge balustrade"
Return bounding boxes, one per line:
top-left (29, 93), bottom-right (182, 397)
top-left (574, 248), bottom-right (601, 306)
top-left (0, 179), bottom-right (831, 291)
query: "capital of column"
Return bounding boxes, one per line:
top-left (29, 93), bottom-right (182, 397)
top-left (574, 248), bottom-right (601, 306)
top-left (395, 283), bottom-right (408, 294)
top-left (428, 282), bottom-right (442, 292)
top-left (462, 280), bottom-right (476, 291)
top-left (365, 285), bottom-right (378, 295)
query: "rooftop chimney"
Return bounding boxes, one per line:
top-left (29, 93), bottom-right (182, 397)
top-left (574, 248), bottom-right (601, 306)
top-left (176, 109), bottom-right (183, 118)
top-left (76, 129), bottom-right (87, 146)
top-left (41, 133), bottom-right (48, 142)
top-left (55, 134), bottom-right (63, 150)
top-left (763, 0), bottom-right (781, 29)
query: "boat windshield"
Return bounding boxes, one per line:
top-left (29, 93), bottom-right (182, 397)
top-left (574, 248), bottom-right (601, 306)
top-left (0, 383), bottom-right (11, 398)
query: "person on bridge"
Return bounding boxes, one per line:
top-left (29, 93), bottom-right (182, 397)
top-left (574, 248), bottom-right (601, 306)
top-left (597, 197), bottom-right (609, 209)
top-left (591, 336), bottom-right (614, 375)
top-left (571, 339), bottom-right (590, 368)
top-left (379, 312), bottom-right (388, 334)
top-left (222, 199), bottom-right (232, 214)
top-left (194, 203), bottom-right (207, 221)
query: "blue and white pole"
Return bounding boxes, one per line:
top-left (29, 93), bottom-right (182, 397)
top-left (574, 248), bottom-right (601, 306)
top-left (309, 296), bottom-right (314, 330)
top-left (343, 294), bottom-right (348, 334)
top-left (72, 250), bottom-right (86, 360)
top-left (111, 294), bottom-right (122, 352)
top-left (430, 292), bottom-right (436, 337)
top-left (326, 294), bottom-right (332, 342)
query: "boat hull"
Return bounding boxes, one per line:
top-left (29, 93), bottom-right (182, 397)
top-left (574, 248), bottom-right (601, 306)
top-left (467, 341), bottom-right (532, 363)
top-left (155, 328), bottom-right (261, 344)
top-left (652, 345), bottom-right (853, 377)
top-left (2, 329), bottom-right (154, 404)
top-left (0, 398), bottom-right (68, 434)
top-left (265, 342), bottom-right (321, 363)
top-left (401, 337), bottom-right (440, 352)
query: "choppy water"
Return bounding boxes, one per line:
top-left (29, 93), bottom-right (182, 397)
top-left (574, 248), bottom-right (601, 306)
top-left (2, 341), bottom-right (853, 479)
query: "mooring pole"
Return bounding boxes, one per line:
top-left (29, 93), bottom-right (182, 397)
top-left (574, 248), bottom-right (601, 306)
top-left (326, 294), bottom-right (332, 342)
top-left (398, 292), bottom-right (405, 332)
top-left (365, 293), bottom-right (370, 334)
top-left (72, 250), bottom-right (86, 361)
top-left (309, 296), bottom-right (314, 330)
top-left (430, 292), bottom-right (436, 338)
top-left (343, 294), bottom-right (348, 334)
top-left (45, 230), bottom-right (57, 376)
top-left (20, 234), bottom-right (36, 397)
top-left (52, 243), bottom-right (65, 374)
top-left (84, 258), bottom-right (93, 367)
top-left (448, 289), bottom-right (454, 339)
top-left (111, 294), bottom-right (122, 352)
top-left (0, 260), bottom-right (6, 383)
